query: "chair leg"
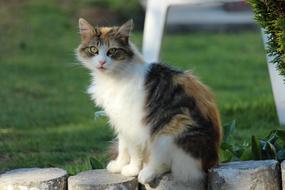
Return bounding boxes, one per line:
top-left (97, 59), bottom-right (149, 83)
top-left (262, 30), bottom-right (285, 125)
top-left (143, 0), bottom-right (169, 63)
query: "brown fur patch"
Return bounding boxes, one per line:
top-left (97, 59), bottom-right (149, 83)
top-left (99, 27), bottom-right (113, 43)
top-left (158, 110), bottom-right (196, 136)
top-left (174, 72), bottom-right (222, 144)
top-left (171, 71), bottom-right (222, 171)
top-left (100, 27), bottom-right (112, 34)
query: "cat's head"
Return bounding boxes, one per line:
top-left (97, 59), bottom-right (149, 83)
top-left (76, 18), bottom-right (136, 74)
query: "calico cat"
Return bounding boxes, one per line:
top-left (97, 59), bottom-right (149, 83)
top-left (76, 18), bottom-right (222, 185)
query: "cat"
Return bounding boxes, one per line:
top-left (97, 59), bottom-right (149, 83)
top-left (76, 18), bottom-right (222, 186)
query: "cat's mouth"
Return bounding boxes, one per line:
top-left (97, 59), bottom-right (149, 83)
top-left (97, 66), bottom-right (106, 71)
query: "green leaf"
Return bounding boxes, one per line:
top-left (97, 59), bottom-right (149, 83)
top-left (220, 142), bottom-right (233, 150)
top-left (232, 145), bottom-right (245, 158)
top-left (219, 149), bottom-right (233, 163)
top-left (273, 141), bottom-right (282, 152)
top-left (276, 129), bottom-right (285, 144)
top-left (277, 149), bottom-right (285, 162)
top-left (267, 132), bottom-right (278, 144)
top-left (89, 157), bottom-right (104, 169)
top-left (262, 141), bottom-right (277, 159)
top-left (223, 120), bottom-right (236, 142)
top-left (251, 136), bottom-right (262, 160)
top-left (220, 142), bottom-right (244, 158)
top-left (240, 148), bottom-right (253, 161)
top-left (260, 139), bottom-right (268, 151)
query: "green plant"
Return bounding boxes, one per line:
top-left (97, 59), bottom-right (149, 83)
top-left (247, 0), bottom-right (285, 78)
top-left (220, 120), bottom-right (285, 162)
top-left (220, 120), bottom-right (251, 162)
top-left (89, 157), bottom-right (105, 169)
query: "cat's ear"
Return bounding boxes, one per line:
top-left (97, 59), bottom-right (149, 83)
top-left (116, 19), bottom-right (133, 43)
top-left (79, 18), bottom-right (94, 43)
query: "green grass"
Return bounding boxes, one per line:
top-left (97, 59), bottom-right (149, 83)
top-left (0, 0), bottom-right (281, 174)
top-left (160, 33), bottom-right (280, 141)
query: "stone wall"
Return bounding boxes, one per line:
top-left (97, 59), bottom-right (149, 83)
top-left (0, 160), bottom-right (283, 190)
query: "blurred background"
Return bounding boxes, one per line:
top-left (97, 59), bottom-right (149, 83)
top-left (0, 0), bottom-right (280, 174)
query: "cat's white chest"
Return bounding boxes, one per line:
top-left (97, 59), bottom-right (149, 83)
top-left (88, 71), bottom-right (148, 142)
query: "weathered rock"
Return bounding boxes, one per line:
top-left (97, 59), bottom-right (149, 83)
top-left (68, 169), bottom-right (138, 190)
top-left (281, 160), bottom-right (285, 190)
top-left (140, 173), bottom-right (206, 190)
top-left (208, 160), bottom-right (281, 190)
top-left (0, 168), bottom-right (67, 190)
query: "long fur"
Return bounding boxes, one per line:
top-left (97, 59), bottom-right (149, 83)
top-left (76, 18), bottom-right (222, 187)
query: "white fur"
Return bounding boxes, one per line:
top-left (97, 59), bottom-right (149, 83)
top-left (77, 42), bottom-right (204, 186)
top-left (138, 136), bottom-right (204, 185)
top-left (86, 48), bottom-right (151, 176)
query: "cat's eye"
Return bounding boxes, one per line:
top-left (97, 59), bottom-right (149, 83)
top-left (88, 46), bottom-right (98, 55)
top-left (107, 48), bottom-right (118, 56)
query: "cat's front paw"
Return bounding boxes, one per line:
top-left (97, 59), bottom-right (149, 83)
top-left (121, 164), bottom-right (140, 177)
top-left (138, 167), bottom-right (156, 184)
top-left (107, 160), bottom-right (125, 173)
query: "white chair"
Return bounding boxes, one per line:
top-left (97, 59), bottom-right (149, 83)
top-left (262, 31), bottom-right (285, 125)
top-left (142, 0), bottom-right (285, 125)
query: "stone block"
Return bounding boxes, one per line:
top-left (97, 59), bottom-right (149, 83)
top-left (0, 168), bottom-right (67, 190)
top-left (140, 173), bottom-right (206, 190)
top-left (208, 160), bottom-right (281, 190)
top-left (68, 169), bottom-right (137, 190)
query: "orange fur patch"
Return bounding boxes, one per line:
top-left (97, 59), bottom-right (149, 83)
top-left (173, 72), bottom-right (222, 145)
top-left (99, 27), bottom-right (113, 42)
top-left (158, 111), bottom-right (196, 136)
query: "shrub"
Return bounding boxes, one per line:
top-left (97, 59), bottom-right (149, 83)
top-left (247, 0), bottom-right (285, 79)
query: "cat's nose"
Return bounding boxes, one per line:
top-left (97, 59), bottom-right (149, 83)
top-left (99, 60), bottom-right (106, 66)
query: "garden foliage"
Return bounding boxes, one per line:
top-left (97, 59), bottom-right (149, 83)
top-left (247, 0), bottom-right (285, 78)
top-left (220, 120), bottom-right (285, 163)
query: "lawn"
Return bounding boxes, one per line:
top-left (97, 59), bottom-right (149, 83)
top-left (0, 0), bottom-right (281, 174)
